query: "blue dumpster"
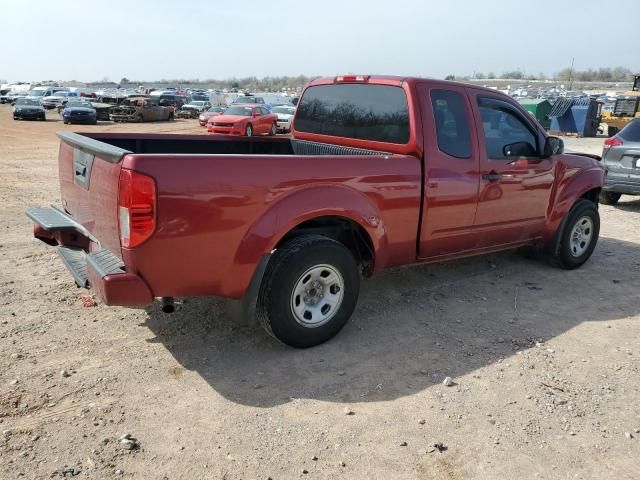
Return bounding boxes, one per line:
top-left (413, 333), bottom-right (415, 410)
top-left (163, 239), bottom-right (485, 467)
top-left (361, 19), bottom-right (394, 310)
top-left (549, 97), bottom-right (601, 137)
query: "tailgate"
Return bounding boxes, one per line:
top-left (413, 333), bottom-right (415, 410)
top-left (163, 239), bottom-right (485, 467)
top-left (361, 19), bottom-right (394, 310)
top-left (57, 132), bottom-right (131, 255)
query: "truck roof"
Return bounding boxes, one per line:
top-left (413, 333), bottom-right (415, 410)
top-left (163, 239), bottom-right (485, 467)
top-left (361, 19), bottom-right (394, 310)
top-left (308, 75), bottom-right (506, 96)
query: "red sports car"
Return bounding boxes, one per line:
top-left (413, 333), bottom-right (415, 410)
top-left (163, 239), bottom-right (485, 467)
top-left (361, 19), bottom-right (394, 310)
top-left (207, 105), bottom-right (278, 136)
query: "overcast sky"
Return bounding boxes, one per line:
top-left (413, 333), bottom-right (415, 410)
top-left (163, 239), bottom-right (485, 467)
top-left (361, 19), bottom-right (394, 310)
top-left (2, 0), bottom-right (638, 83)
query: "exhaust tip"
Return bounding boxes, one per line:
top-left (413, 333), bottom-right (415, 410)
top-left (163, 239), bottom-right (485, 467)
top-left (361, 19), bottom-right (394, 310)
top-left (161, 297), bottom-right (175, 314)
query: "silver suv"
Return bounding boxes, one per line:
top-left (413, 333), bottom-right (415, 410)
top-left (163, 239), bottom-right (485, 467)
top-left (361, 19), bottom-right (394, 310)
top-left (600, 118), bottom-right (640, 205)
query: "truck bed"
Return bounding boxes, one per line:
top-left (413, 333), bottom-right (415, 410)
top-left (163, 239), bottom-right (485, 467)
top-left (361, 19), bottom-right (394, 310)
top-left (80, 133), bottom-right (388, 157)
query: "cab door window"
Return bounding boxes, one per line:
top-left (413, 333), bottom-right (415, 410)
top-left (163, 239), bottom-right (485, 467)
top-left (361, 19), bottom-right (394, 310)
top-left (477, 97), bottom-right (538, 159)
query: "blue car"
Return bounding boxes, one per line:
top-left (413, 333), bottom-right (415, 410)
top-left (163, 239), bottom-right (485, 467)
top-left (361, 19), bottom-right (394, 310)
top-left (61, 99), bottom-right (97, 125)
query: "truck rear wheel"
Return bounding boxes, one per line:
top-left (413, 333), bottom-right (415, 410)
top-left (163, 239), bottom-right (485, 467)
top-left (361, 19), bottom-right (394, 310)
top-left (257, 234), bottom-right (360, 348)
top-left (549, 199), bottom-right (599, 270)
top-left (599, 191), bottom-right (621, 205)
top-left (245, 124), bottom-right (253, 136)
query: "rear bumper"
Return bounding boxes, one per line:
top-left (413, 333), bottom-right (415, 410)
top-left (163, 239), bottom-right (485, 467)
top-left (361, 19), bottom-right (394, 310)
top-left (26, 206), bottom-right (153, 307)
top-left (603, 173), bottom-right (640, 195)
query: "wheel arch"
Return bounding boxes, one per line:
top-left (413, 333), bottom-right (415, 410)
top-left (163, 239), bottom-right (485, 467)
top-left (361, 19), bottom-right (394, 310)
top-left (232, 185), bottom-right (388, 296)
top-left (544, 167), bottom-right (604, 245)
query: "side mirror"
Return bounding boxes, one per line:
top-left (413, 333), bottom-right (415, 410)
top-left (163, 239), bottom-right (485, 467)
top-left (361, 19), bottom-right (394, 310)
top-left (503, 141), bottom-right (537, 158)
top-left (543, 136), bottom-right (564, 157)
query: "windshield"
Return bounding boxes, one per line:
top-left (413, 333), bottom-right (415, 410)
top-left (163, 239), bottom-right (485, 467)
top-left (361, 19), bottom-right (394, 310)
top-left (233, 97), bottom-right (257, 104)
top-left (191, 101), bottom-right (207, 106)
top-left (30, 90), bottom-right (47, 97)
top-left (16, 98), bottom-right (41, 106)
top-left (224, 106), bottom-right (253, 116)
top-left (66, 101), bottom-right (93, 109)
top-left (272, 106), bottom-right (295, 114)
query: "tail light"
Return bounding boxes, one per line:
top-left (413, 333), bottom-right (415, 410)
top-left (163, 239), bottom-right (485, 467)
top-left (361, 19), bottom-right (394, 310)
top-left (118, 169), bottom-right (156, 248)
top-left (604, 136), bottom-right (623, 149)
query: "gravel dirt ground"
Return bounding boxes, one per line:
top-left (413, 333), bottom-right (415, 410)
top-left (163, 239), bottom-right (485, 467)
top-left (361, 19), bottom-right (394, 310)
top-left (1, 106), bottom-right (639, 480)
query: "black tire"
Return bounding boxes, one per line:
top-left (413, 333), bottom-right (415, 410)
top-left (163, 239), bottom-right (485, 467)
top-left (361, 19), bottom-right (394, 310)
top-left (245, 124), bottom-right (253, 137)
top-left (269, 122), bottom-right (277, 136)
top-left (168, 112), bottom-right (174, 121)
top-left (257, 234), bottom-right (360, 348)
top-left (550, 199), bottom-right (600, 270)
top-left (599, 191), bottom-right (621, 205)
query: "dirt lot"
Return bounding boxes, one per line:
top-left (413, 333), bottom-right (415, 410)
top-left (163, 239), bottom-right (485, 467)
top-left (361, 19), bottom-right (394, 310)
top-left (1, 106), bottom-right (639, 480)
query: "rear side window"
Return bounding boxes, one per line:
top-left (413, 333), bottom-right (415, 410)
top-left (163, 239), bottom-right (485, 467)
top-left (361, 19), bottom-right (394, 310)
top-left (295, 84), bottom-right (410, 144)
top-left (620, 119), bottom-right (640, 141)
top-left (430, 90), bottom-right (472, 158)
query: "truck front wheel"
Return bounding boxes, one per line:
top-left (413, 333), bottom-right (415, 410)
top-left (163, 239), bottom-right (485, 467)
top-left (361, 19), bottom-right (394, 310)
top-left (257, 234), bottom-right (360, 348)
top-left (550, 199), bottom-right (600, 270)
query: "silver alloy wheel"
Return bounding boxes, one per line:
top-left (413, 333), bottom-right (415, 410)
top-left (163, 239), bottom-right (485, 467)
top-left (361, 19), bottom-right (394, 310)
top-left (569, 216), bottom-right (593, 257)
top-left (246, 124), bottom-right (253, 136)
top-left (290, 264), bottom-right (345, 328)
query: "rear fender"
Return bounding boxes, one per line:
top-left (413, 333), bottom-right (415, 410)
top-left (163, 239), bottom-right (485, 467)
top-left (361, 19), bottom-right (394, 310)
top-left (233, 184), bottom-right (388, 292)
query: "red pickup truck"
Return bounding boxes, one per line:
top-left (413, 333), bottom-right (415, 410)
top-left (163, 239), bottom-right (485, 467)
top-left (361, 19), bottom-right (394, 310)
top-left (27, 75), bottom-right (605, 348)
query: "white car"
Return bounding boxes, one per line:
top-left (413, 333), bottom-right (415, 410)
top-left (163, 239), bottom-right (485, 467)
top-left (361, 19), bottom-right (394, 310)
top-left (41, 91), bottom-right (77, 110)
top-left (272, 105), bottom-right (296, 133)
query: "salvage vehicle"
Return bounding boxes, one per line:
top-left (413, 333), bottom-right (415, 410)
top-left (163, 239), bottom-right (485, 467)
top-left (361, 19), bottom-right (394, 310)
top-left (0, 91), bottom-right (14, 104)
top-left (177, 100), bottom-right (211, 119)
top-left (198, 106), bottom-right (225, 126)
top-left (13, 97), bottom-right (46, 120)
top-left (231, 95), bottom-right (266, 106)
top-left (26, 75), bottom-right (605, 348)
top-left (61, 99), bottom-right (97, 125)
top-left (6, 91), bottom-right (27, 105)
top-left (109, 97), bottom-right (174, 122)
top-left (272, 105), bottom-right (296, 133)
top-left (207, 105), bottom-right (277, 136)
top-left (599, 118), bottom-right (640, 204)
top-left (42, 91), bottom-right (78, 110)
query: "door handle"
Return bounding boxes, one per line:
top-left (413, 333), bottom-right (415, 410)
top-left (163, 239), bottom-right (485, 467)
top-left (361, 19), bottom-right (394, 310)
top-left (482, 171), bottom-right (502, 182)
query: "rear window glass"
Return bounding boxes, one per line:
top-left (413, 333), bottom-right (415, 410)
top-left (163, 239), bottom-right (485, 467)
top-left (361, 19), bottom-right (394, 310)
top-left (295, 84), bottom-right (410, 144)
top-left (620, 119), bottom-right (640, 141)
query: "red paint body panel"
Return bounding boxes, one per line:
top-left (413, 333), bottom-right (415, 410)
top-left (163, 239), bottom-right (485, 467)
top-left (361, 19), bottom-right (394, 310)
top-left (121, 153), bottom-right (421, 298)
top-left (34, 76), bottom-right (605, 307)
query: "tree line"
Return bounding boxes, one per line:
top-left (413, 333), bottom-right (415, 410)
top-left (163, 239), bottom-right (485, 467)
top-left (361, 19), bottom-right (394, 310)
top-left (113, 75), bottom-right (319, 91)
top-left (446, 66), bottom-right (635, 82)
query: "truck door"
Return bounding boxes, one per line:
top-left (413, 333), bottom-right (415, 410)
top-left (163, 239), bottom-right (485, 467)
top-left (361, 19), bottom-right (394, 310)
top-left (416, 83), bottom-right (482, 259)
top-left (469, 92), bottom-right (555, 247)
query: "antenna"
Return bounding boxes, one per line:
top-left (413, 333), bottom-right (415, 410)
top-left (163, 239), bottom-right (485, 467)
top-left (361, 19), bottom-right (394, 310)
top-left (568, 57), bottom-right (575, 91)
